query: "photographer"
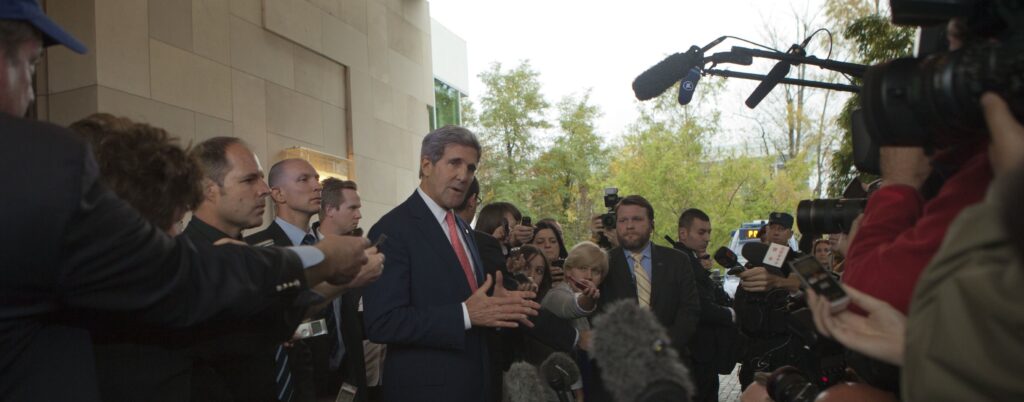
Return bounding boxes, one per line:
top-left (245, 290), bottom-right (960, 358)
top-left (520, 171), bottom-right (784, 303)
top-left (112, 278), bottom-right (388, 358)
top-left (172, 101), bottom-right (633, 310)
top-left (806, 92), bottom-right (1024, 401)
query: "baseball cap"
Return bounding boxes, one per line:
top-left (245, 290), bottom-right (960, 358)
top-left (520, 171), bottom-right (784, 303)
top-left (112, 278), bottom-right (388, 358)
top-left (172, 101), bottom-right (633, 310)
top-left (0, 0), bottom-right (87, 54)
top-left (768, 212), bottom-right (794, 229)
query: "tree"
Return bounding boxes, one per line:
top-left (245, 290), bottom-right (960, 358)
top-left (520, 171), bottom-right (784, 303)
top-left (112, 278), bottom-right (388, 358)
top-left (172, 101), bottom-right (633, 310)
top-left (475, 61), bottom-right (550, 208)
top-left (824, 9), bottom-right (915, 196)
top-left (529, 91), bottom-right (608, 245)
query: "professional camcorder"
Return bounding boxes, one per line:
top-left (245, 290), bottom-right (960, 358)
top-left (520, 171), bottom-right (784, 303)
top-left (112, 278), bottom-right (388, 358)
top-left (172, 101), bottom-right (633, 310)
top-left (599, 187), bottom-right (622, 229)
top-left (796, 179), bottom-right (878, 235)
top-left (854, 0), bottom-right (1024, 173)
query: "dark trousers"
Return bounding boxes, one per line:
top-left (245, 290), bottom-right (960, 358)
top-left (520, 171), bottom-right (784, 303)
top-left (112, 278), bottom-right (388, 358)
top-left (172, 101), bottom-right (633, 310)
top-left (691, 362), bottom-right (720, 402)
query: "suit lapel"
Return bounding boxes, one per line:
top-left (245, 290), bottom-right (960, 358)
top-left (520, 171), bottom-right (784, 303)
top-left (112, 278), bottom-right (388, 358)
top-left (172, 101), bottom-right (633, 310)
top-left (406, 192), bottom-right (473, 294)
top-left (650, 246), bottom-right (668, 309)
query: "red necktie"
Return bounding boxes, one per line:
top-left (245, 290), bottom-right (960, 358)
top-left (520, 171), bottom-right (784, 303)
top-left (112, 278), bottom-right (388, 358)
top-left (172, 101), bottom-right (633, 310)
top-left (445, 211), bottom-right (478, 292)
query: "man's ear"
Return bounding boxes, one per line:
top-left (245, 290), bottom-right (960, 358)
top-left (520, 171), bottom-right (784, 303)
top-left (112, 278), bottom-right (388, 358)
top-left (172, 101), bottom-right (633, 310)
top-left (269, 187), bottom-right (286, 204)
top-left (420, 157), bottom-right (433, 178)
top-left (202, 178), bottom-right (218, 202)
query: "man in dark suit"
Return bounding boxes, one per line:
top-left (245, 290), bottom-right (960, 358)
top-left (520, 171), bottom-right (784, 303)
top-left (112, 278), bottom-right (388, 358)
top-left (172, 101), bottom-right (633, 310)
top-left (314, 178), bottom-right (384, 402)
top-left (673, 208), bottom-right (737, 402)
top-left (246, 158), bottom-right (330, 402)
top-left (363, 125), bottom-right (540, 402)
top-left (591, 195), bottom-right (701, 402)
top-left (0, 5), bottom-right (369, 400)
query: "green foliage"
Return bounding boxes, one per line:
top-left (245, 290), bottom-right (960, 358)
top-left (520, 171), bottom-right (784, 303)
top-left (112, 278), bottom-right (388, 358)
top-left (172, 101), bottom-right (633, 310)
top-left (476, 61), bottom-right (550, 208)
top-left (825, 14), bottom-right (914, 196)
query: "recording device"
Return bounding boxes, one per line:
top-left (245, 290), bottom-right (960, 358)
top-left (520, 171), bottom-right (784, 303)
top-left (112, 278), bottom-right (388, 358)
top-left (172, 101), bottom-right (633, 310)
top-left (632, 46), bottom-right (705, 101)
top-left (371, 233), bottom-right (387, 248)
top-left (677, 67), bottom-right (701, 105)
top-left (592, 300), bottom-right (694, 402)
top-left (789, 255), bottom-right (849, 313)
top-left (295, 318), bottom-right (328, 339)
top-left (767, 366), bottom-right (821, 402)
top-left (599, 187), bottom-right (622, 229)
top-left (503, 361), bottom-right (549, 402)
top-left (521, 216), bottom-right (532, 226)
top-left (797, 178), bottom-right (871, 234)
top-left (858, 0), bottom-right (1023, 151)
top-left (713, 246), bottom-right (745, 275)
top-left (540, 353), bottom-right (580, 402)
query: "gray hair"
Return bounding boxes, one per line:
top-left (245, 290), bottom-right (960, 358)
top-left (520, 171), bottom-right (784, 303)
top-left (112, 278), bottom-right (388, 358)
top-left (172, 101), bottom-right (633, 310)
top-left (419, 125), bottom-right (481, 177)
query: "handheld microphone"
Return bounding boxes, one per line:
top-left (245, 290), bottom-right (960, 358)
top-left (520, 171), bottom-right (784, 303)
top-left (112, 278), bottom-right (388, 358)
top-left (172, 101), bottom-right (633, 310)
top-left (740, 242), bottom-right (770, 266)
top-left (592, 300), bottom-right (694, 402)
top-left (503, 361), bottom-right (549, 402)
top-left (677, 67), bottom-right (701, 105)
top-left (632, 46), bottom-right (703, 101)
top-left (744, 60), bottom-right (792, 108)
top-left (540, 352), bottom-right (579, 402)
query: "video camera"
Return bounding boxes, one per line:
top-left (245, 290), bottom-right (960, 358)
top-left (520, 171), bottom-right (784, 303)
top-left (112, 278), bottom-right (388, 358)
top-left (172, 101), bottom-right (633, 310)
top-left (854, 0), bottom-right (1024, 174)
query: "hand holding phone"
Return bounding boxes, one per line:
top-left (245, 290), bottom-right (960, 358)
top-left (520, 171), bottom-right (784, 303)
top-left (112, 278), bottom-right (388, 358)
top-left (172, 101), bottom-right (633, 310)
top-left (789, 255), bottom-right (849, 313)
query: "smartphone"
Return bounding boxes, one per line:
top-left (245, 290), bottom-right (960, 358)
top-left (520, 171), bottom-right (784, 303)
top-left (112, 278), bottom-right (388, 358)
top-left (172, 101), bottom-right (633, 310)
top-left (371, 234), bottom-right (387, 248)
top-left (521, 216), bottom-right (532, 226)
top-left (295, 318), bottom-right (328, 339)
top-left (788, 255), bottom-right (849, 313)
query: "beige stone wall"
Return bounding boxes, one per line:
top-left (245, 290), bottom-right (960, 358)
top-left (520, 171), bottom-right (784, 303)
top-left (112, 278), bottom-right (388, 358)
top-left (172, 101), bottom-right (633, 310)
top-left (39, 0), bottom-right (434, 229)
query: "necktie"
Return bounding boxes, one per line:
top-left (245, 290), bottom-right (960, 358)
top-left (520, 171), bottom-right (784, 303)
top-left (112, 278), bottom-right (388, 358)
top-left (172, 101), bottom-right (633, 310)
top-left (632, 252), bottom-right (651, 308)
top-left (300, 233), bottom-right (317, 245)
top-left (274, 345), bottom-right (293, 401)
top-left (445, 210), bottom-right (478, 292)
top-left (325, 298), bottom-right (345, 369)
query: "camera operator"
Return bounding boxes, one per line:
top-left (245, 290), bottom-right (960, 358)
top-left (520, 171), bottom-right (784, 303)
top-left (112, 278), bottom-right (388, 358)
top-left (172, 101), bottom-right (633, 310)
top-left (842, 17), bottom-right (996, 315)
top-left (476, 201), bottom-right (535, 255)
top-left (672, 209), bottom-right (737, 402)
top-left (806, 92), bottom-right (1024, 401)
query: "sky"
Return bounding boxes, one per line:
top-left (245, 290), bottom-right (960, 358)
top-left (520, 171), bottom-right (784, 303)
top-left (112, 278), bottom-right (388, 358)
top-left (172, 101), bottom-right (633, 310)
top-left (429, 0), bottom-right (851, 147)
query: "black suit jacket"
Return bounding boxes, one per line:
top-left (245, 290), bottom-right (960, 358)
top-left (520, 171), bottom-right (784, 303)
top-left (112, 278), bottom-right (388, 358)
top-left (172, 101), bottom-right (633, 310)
top-left (675, 245), bottom-right (738, 373)
top-left (588, 243), bottom-right (701, 402)
top-left (245, 221), bottom-right (318, 402)
top-left (0, 114), bottom-right (307, 402)
top-left (364, 191), bottom-right (490, 402)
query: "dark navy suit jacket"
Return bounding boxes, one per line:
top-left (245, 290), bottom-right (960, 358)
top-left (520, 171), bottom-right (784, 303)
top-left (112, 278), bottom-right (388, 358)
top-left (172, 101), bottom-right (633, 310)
top-left (364, 191), bottom-right (489, 402)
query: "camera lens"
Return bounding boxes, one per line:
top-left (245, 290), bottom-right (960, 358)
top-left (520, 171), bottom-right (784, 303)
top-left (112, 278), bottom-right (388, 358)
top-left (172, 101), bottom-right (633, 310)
top-left (797, 199), bottom-right (867, 235)
top-left (767, 366), bottom-right (820, 402)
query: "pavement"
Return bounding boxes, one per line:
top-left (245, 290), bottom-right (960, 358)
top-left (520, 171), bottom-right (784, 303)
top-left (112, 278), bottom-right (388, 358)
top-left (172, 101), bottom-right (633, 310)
top-left (718, 366), bottom-right (743, 402)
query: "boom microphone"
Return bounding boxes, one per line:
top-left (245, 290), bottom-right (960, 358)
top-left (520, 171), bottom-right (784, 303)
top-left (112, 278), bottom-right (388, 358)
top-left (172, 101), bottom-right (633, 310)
top-left (632, 46), bottom-right (703, 101)
top-left (592, 300), bottom-right (694, 402)
top-left (745, 60), bottom-right (792, 108)
top-left (504, 361), bottom-right (549, 402)
top-left (540, 352), bottom-right (579, 402)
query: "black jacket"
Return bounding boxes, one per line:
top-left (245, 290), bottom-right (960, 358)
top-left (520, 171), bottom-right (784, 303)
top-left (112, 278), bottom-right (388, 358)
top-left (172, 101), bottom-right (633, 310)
top-left (674, 244), bottom-right (738, 374)
top-left (0, 114), bottom-right (307, 402)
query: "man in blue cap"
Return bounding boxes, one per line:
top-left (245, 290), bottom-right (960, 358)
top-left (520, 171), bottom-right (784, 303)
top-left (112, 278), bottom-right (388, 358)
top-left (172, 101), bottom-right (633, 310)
top-left (0, 1), bottom-right (374, 401)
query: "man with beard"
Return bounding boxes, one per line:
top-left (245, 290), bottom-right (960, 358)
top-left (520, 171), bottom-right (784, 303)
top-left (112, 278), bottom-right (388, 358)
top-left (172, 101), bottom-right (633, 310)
top-left (590, 195), bottom-right (700, 402)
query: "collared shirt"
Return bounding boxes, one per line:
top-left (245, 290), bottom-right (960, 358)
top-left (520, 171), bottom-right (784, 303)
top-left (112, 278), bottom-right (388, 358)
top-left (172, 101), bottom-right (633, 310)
top-left (275, 217), bottom-right (314, 246)
top-left (416, 187), bottom-right (476, 330)
top-left (624, 241), bottom-right (654, 283)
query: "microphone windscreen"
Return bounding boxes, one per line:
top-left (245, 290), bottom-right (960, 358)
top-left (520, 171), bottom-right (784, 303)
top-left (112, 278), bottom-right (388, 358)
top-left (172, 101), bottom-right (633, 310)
top-left (677, 67), bottom-right (701, 105)
top-left (539, 352), bottom-right (580, 390)
top-left (504, 362), bottom-right (548, 402)
top-left (745, 60), bottom-right (792, 109)
top-left (592, 300), bottom-right (694, 402)
top-left (632, 49), bottom-right (701, 101)
top-left (713, 246), bottom-right (738, 268)
top-left (740, 242), bottom-right (770, 266)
